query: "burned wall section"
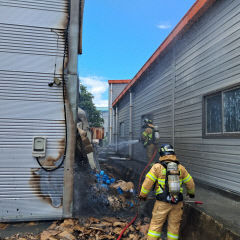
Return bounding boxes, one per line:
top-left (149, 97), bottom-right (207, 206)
top-left (63, 0), bottom-right (83, 218)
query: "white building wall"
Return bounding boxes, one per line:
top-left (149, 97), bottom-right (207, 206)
top-left (0, 0), bottom-right (69, 221)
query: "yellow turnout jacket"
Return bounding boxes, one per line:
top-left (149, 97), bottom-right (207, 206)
top-left (140, 155), bottom-right (195, 198)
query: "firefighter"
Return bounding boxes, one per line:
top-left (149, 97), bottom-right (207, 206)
top-left (139, 144), bottom-right (195, 240)
top-left (141, 118), bottom-right (160, 161)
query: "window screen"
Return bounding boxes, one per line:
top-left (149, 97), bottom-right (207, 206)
top-left (206, 93), bottom-right (222, 133)
top-left (224, 88), bottom-right (240, 132)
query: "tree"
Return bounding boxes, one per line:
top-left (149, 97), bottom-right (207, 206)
top-left (78, 84), bottom-right (104, 127)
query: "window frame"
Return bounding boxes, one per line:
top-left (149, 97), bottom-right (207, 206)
top-left (203, 84), bottom-right (240, 139)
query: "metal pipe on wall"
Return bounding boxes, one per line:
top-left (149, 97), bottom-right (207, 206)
top-left (129, 91), bottom-right (133, 157)
top-left (113, 108), bottom-right (116, 146)
top-left (109, 83), bottom-right (113, 144)
top-left (63, 0), bottom-right (81, 218)
top-left (115, 106), bottom-right (118, 152)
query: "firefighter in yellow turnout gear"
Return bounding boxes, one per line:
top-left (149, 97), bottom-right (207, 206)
top-left (139, 144), bottom-right (195, 240)
top-left (141, 119), bottom-right (160, 161)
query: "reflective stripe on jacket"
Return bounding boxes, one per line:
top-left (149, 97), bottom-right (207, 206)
top-left (140, 155), bottom-right (195, 198)
top-left (141, 127), bottom-right (153, 146)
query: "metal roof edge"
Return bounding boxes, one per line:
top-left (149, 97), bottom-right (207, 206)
top-left (108, 80), bottom-right (131, 84)
top-left (112, 0), bottom-right (216, 107)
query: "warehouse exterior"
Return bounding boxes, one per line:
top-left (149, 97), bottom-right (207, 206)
top-left (97, 107), bottom-right (109, 137)
top-left (108, 80), bottom-right (131, 144)
top-left (111, 0), bottom-right (240, 195)
top-left (0, 0), bottom-right (84, 221)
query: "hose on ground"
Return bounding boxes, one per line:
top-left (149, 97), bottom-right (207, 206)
top-left (117, 148), bottom-right (158, 240)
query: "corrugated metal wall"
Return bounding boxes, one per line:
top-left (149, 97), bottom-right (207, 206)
top-left (133, 50), bottom-right (174, 160)
top-left (108, 82), bottom-right (129, 144)
top-left (116, 50), bottom-right (174, 160)
top-left (117, 94), bottom-right (130, 153)
top-left (0, 0), bottom-right (68, 221)
top-left (114, 0), bottom-right (240, 194)
top-left (112, 83), bottom-right (129, 103)
top-left (174, 0), bottom-right (240, 194)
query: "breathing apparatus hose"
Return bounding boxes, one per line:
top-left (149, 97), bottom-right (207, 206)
top-left (117, 147), bottom-right (158, 240)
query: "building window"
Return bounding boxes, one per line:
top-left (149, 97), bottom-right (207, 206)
top-left (204, 85), bottom-right (240, 137)
top-left (120, 122), bottom-right (125, 137)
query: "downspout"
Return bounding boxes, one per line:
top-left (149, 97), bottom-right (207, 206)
top-left (63, 0), bottom-right (81, 217)
top-left (129, 91), bottom-right (133, 158)
top-left (115, 106), bottom-right (118, 152)
top-left (113, 107), bottom-right (116, 146)
top-left (109, 83), bottom-right (113, 144)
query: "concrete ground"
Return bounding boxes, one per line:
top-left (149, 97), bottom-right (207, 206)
top-left (196, 182), bottom-right (240, 235)
top-left (98, 147), bottom-right (240, 239)
top-left (1, 146), bottom-right (240, 240)
top-left (182, 181), bottom-right (240, 238)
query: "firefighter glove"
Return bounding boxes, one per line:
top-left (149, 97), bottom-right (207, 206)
top-left (138, 195), bottom-right (147, 201)
top-left (188, 194), bottom-right (195, 199)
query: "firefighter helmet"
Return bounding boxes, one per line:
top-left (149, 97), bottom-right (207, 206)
top-left (143, 118), bottom-right (152, 124)
top-left (159, 144), bottom-right (175, 157)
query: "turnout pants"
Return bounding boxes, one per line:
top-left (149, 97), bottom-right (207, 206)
top-left (146, 143), bottom-right (155, 161)
top-left (147, 200), bottom-right (183, 240)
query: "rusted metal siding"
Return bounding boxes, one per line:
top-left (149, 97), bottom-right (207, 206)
top-left (114, 0), bottom-right (240, 194)
top-left (0, 0), bottom-right (69, 221)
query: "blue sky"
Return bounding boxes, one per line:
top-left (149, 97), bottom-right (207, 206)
top-left (78, 0), bottom-right (196, 107)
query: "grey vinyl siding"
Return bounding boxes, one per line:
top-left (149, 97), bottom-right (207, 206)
top-left (112, 83), bottom-right (128, 103)
top-left (174, 0), bottom-right (240, 194)
top-left (114, 0), bottom-right (240, 194)
top-left (123, 50), bottom-right (174, 162)
top-left (117, 92), bottom-right (130, 155)
top-left (108, 82), bottom-right (129, 143)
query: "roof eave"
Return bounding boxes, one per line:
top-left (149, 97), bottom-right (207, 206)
top-left (108, 80), bottom-right (131, 84)
top-left (112, 0), bottom-right (216, 107)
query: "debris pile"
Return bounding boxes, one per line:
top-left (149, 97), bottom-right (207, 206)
top-left (93, 170), bottom-right (136, 211)
top-left (3, 218), bottom-right (151, 240)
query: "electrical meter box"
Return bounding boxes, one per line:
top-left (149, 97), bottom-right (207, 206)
top-left (32, 137), bottom-right (47, 157)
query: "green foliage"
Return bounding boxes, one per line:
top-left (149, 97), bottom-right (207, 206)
top-left (78, 84), bottom-right (104, 127)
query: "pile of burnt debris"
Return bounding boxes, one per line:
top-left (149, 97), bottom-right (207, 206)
top-left (3, 218), bottom-right (150, 240)
top-left (92, 170), bottom-right (136, 211)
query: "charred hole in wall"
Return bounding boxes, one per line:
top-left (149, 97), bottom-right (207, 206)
top-left (29, 139), bottom-right (65, 208)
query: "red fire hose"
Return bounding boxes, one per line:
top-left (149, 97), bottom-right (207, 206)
top-left (117, 148), bottom-right (158, 240)
top-left (185, 201), bottom-right (203, 204)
